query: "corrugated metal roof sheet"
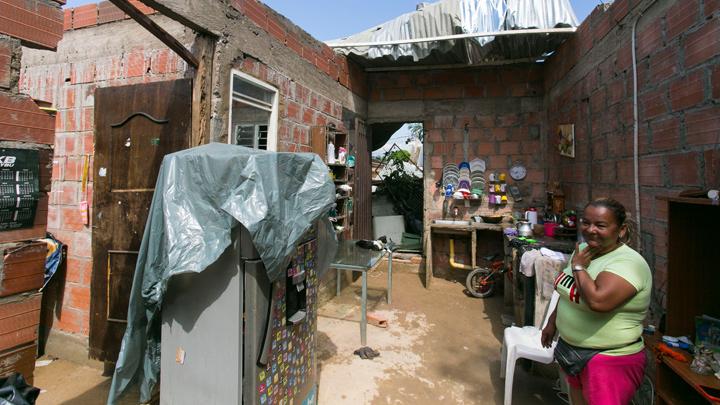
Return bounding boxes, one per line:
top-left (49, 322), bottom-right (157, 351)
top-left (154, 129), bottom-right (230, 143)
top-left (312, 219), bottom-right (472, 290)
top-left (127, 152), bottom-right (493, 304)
top-left (326, 0), bottom-right (579, 68)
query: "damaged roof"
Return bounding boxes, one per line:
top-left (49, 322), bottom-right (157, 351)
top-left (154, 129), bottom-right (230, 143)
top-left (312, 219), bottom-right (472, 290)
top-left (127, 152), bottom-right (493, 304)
top-left (326, 0), bottom-right (579, 69)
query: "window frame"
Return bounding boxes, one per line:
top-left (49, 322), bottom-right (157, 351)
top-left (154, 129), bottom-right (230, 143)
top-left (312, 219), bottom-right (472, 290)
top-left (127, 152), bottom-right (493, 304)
top-left (228, 69), bottom-right (279, 151)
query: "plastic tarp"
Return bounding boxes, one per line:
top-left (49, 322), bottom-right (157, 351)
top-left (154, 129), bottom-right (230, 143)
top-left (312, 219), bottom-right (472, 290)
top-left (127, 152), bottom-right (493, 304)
top-left (326, 0), bottom-right (579, 65)
top-left (107, 143), bottom-right (338, 404)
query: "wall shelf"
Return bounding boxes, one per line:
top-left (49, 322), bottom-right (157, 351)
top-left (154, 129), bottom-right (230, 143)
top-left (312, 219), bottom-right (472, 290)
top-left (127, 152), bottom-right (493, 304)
top-left (652, 198), bottom-right (720, 404)
top-left (312, 125), bottom-right (352, 238)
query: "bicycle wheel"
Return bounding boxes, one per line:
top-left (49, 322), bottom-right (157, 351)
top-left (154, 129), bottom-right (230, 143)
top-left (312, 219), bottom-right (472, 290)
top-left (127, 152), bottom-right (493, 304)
top-left (466, 267), bottom-right (495, 298)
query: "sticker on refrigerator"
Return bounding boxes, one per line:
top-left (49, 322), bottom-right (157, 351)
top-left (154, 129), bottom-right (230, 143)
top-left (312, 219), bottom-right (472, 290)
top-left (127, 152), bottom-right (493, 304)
top-left (175, 347), bottom-right (186, 365)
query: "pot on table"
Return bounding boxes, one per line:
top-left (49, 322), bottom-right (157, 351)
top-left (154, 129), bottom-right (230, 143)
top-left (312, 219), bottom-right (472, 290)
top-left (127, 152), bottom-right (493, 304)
top-left (516, 220), bottom-right (533, 238)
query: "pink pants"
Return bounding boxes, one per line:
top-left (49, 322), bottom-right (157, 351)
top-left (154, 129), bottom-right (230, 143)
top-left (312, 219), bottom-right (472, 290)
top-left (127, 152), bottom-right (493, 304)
top-left (564, 350), bottom-right (646, 405)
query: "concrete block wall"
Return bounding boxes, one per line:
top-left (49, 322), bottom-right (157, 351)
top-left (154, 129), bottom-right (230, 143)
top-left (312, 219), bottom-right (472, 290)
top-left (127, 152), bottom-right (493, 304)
top-left (368, 66), bottom-right (545, 268)
top-left (543, 0), bottom-right (720, 314)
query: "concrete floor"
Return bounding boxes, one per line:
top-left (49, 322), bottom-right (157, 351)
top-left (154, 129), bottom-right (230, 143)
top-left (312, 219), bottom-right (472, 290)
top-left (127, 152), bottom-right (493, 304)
top-left (32, 268), bottom-right (565, 404)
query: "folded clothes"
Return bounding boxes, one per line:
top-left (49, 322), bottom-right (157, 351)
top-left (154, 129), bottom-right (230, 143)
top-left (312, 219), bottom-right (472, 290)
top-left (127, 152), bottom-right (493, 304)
top-left (540, 247), bottom-right (565, 262)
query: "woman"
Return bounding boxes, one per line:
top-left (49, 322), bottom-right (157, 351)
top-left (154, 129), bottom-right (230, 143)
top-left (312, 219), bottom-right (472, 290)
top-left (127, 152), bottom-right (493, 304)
top-left (541, 198), bottom-right (652, 405)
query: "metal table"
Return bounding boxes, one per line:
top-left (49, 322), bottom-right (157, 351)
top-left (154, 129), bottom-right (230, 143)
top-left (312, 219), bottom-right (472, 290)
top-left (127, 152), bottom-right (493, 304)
top-left (331, 239), bottom-right (394, 345)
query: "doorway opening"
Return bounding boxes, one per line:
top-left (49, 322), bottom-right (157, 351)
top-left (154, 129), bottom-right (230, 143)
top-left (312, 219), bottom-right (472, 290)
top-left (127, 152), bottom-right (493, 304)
top-left (370, 123), bottom-right (424, 252)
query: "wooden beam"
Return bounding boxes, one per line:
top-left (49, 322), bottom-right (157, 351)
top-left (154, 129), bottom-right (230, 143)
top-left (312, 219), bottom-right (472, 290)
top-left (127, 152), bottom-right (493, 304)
top-left (107, 0), bottom-right (198, 68)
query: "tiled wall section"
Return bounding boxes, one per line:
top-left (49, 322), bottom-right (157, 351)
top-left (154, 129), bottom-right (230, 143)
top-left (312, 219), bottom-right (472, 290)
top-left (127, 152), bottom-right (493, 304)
top-left (543, 0), bottom-right (720, 314)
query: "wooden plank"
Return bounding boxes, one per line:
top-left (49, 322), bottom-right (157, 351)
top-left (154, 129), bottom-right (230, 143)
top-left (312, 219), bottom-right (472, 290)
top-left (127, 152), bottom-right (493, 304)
top-left (191, 35), bottom-right (215, 147)
top-left (0, 243), bottom-right (46, 297)
top-left (0, 343), bottom-right (37, 385)
top-left (657, 195), bottom-right (717, 206)
top-left (0, 293), bottom-right (41, 352)
top-left (107, 0), bottom-right (199, 68)
top-left (311, 127), bottom-right (327, 163)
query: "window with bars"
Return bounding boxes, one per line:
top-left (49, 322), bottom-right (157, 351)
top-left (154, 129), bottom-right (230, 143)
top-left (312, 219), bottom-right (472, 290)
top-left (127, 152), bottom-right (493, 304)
top-left (228, 70), bottom-right (278, 151)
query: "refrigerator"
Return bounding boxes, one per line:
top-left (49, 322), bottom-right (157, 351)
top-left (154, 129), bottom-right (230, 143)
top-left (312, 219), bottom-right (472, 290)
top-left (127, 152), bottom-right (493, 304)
top-left (160, 223), bottom-right (320, 405)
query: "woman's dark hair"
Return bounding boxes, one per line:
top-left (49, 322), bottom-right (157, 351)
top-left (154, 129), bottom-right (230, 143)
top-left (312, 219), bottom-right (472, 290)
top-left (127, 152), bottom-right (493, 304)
top-left (585, 197), bottom-right (633, 245)
top-left (586, 198), bottom-right (626, 225)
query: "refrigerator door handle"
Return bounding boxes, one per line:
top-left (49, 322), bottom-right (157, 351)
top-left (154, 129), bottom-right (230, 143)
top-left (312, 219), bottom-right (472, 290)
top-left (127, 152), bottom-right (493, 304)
top-left (257, 284), bottom-right (275, 367)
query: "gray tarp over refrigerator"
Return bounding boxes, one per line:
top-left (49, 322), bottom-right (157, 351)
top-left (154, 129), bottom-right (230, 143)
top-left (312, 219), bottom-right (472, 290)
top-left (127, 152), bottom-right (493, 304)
top-left (107, 143), bottom-right (339, 404)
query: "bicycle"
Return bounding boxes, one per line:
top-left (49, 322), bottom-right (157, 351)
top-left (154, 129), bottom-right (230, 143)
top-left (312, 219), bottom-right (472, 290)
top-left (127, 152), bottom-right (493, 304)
top-left (466, 253), bottom-right (511, 298)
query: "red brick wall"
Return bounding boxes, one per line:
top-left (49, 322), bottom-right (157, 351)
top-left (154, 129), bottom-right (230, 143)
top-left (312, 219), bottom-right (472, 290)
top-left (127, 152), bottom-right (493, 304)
top-left (22, 13), bottom-right (349, 336)
top-left (543, 0), bottom-right (720, 313)
top-left (369, 66), bottom-right (545, 267)
top-left (20, 39), bottom-right (188, 335)
top-left (61, 0), bottom-right (156, 30)
top-left (235, 55), bottom-right (345, 153)
top-left (0, 0), bottom-right (64, 50)
top-left (230, 0), bottom-right (366, 99)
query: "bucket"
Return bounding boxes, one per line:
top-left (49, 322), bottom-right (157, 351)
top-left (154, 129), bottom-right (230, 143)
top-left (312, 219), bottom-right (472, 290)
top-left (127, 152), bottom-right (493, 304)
top-left (544, 223), bottom-right (559, 236)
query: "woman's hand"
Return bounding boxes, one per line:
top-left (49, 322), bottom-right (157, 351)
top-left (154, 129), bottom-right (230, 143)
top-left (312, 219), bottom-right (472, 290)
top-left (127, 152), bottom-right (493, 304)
top-left (571, 243), bottom-right (600, 269)
top-left (570, 242), bottom-right (640, 312)
top-left (541, 306), bottom-right (558, 348)
top-left (541, 323), bottom-right (556, 348)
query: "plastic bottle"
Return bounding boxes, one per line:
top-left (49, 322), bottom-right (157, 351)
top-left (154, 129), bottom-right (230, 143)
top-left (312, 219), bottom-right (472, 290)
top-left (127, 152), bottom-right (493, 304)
top-left (327, 142), bottom-right (335, 164)
top-left (338, 147), bottom-right (346, 164)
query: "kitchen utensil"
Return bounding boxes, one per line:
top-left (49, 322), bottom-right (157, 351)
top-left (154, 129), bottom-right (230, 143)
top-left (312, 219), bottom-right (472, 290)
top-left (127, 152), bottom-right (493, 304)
top-left (481, 215), bottom-right (503, 224)
top-left (524, 208), bottom-right (538, 225)
top-left (516, 220), bottom-right (533, 237)
top-left (544, 223), bottom-right (559, 236)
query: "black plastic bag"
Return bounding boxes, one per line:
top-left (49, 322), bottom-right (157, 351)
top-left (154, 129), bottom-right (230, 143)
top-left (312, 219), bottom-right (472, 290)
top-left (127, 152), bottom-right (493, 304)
top-left (0, 373), bottom-right (40, 405)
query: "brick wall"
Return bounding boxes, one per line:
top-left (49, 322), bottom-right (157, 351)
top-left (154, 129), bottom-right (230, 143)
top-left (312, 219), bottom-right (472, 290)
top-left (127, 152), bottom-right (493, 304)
top-left (543, 0), bottom-right (720, 316)
top-left (368, 66), bottom-right (545, 268)
top-left (235, 55), bottom-right (345, 153)
top-left (1, 0), bottom-right (64, 50)
top-left (62, 0), bottom-right (156, 30)
top-left (21, 6), bottom-right (350, 336)
top-left (230, 0), bottom-right (366, 99)
top-left (20, 23), bottom-right (189, 335)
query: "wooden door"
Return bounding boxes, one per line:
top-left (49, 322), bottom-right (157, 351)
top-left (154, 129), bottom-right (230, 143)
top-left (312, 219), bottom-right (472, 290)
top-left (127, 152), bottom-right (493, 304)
top-left (89, 79), bottom-right (192, 362)
top-left (353, 118), bottom-right (371, 240)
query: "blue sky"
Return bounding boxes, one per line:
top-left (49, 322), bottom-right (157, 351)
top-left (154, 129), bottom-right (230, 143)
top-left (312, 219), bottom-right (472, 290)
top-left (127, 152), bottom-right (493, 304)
top-left (63, 0), bottom-right (600, 41)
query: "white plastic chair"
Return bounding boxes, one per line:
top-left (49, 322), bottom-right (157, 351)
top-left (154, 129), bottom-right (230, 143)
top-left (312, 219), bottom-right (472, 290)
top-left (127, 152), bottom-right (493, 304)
top-left (500, 291), bottom-right (560, 405)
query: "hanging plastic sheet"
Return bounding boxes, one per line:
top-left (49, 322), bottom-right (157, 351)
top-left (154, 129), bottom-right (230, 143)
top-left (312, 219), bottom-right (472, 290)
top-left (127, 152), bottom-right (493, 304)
top-left (107, 143), bottom-right (338, 404)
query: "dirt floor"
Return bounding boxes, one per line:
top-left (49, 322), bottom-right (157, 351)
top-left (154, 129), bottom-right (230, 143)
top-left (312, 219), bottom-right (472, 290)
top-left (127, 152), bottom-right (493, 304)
top-left (32, 269), bottom-right (565, 404)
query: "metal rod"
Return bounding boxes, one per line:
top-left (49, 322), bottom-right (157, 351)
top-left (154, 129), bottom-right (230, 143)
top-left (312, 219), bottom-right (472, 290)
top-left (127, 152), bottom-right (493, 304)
top-left (362, 269), bottom-right (367, 346)
top-left (336, 268), bottom-right (341, 297)
top-left (327, 27), bottom-right (577, 48)
top-left (387, 250), bottom-right (393, 305)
